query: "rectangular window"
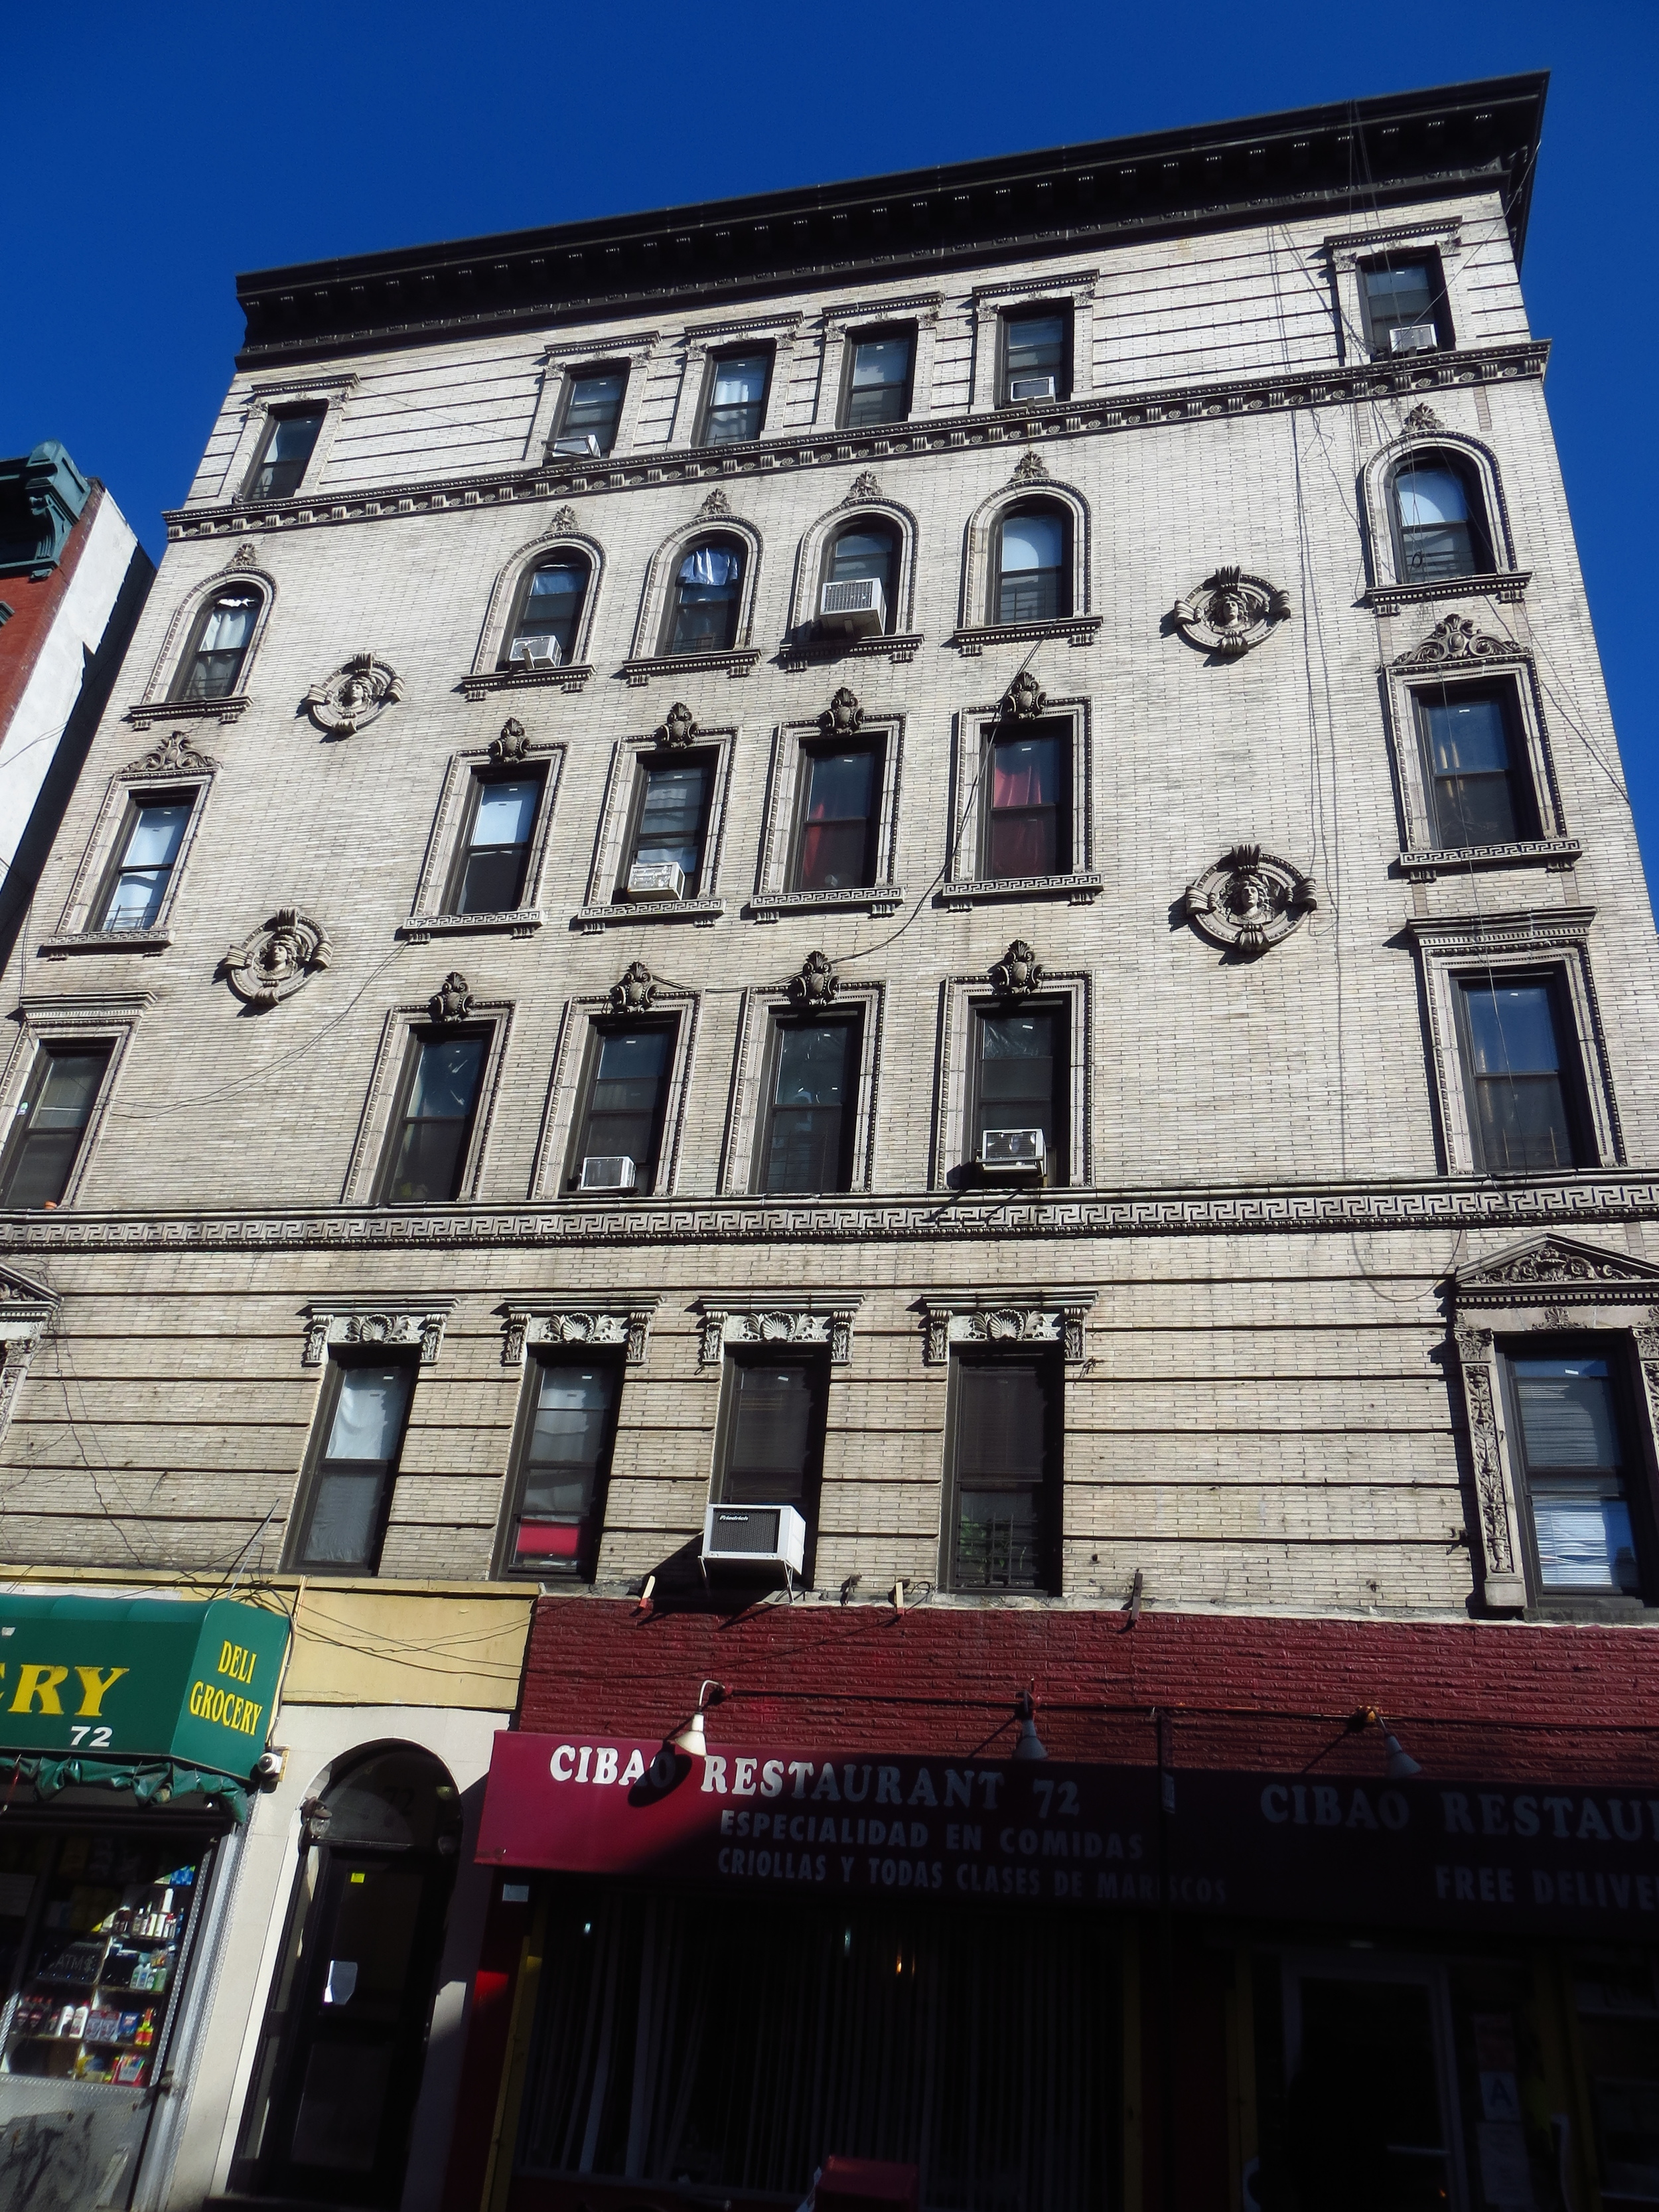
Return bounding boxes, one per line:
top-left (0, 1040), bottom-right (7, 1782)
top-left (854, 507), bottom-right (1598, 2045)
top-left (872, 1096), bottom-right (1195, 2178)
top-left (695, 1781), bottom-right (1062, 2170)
top-left (246, 407), bottom-right (326, 500)
top-left (759, 1015), bottom-right (859, 1195)
top-left (1455, 975), bottom-right (1584, 1174)
top-left (0, 1044), bottom-right (112, 1208)
top-left (1001, 310), bottom-right (1069, 403)
top-left (715, 1355), bottom-right (826, 1512)
top-left (792, 743), bottom-right (879, 893)
top-left (1502, 1345), bottom-right (1646, 1598)
top-left (983, 726), bottom-right (1069, 878)
top-left (1415, 688), bottom-right (1532, 848)
top-left (557, 368), bottom-right (626, 455)
top-left (504, 1358), bottom-right (621, 1576)
top-left (570, 1021), bottom-right (674, 1193)
top-left (376, 1030), bottom-right (488, 1203)
top-left (1361, 258), bottom-right (1446, 354)
top-left (626, 757), bottom-right (713, 895)
top-left (96, 795), bottom-right (192, 930)
top-left (701, 351), bottom-right (770, 446)
top-left (446, 772), bottom-right (542, 915)
top-left (970, 1005), bottom-right (1065, 1179)
top-left (947, 1357), bottom-right (1058, 1590)
top-left (289, 1359), bottom-right (415, 1572)
top-left (843, 331), bottom-right (914, 428)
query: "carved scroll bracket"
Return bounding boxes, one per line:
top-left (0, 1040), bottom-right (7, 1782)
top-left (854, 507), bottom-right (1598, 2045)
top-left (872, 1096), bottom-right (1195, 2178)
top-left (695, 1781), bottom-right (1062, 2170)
top-left (502, 1300), bottom-right (660, 1368)
top-left (696, 1296), bottom-right (863, 1366)
top-left (920, 1291), bottom-right (1096, 1365)
top-left (302, 1300), bottom-right (454, 1367)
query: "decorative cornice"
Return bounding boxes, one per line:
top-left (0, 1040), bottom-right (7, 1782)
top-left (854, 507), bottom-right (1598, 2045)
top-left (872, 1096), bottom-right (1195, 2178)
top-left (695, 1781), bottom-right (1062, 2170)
top-left (1365, 571), bottom-right (1532, 614)
top-left (301, 1299), bottom-right (454, 1366)
top-left (459, 664), bottom-right (593, 701)
top-left (167, 344), bottom-right (1552, 546)
top-left (1451, 1232), bottom-right (1659, 1307)
top-left (127, 696), bottom-right (248, 731)
top-left (778, 630), bottom-right (924, 668)
top-left (920, 1290), bottom-right (1096, 1364)
top-left (120, 731), bottom-right (220, 780)
top-left (950, 615), bottom-right (1103, 655)
top-left (573, 897), bottom-right (725, 934)
top-left (38, 928), bottom-right (172, 962)
top-left (940, 872), bottom-right (1102, 909)
top-left (1404, 905), bottom-right (1595, 958)
top-left (749, 884), bottom-right (905, 922)
top-left (694, 1295), bottom-right (863, 1365)
top-left (501, 1299), bottom-right (660, 1366)
top-left (400, 909), bottom-right (547, 944)
top-left (1399, 838), bottom-right (1581, 883)
top-left (618, 648), bottom-right (760, 688)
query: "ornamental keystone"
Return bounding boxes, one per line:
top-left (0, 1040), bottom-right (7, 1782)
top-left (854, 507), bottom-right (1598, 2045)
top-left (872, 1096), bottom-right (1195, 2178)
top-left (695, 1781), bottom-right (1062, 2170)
top-left (820, 686), bottom-right (862, 736)
top-left (428, 971), bottom-right (474, 1025)
top-left (989, 940), bottom-right (1043, 996)
top-left (655, 701), bottom-right (697, 748)
top-left (788, 950), bottom-right (839, 1008)
top-left (609, 960), bottom-right (658, 1013)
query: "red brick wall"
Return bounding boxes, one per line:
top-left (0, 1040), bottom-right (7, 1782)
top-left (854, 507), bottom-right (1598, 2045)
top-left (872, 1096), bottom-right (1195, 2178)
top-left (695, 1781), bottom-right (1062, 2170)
top-left (0, 485), bottom-right (100, 733)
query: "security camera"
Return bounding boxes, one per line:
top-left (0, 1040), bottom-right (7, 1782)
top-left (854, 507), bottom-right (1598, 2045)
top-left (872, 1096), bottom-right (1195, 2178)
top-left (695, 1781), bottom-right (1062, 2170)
top-left (253, 1747), bottom-right (287, 1789)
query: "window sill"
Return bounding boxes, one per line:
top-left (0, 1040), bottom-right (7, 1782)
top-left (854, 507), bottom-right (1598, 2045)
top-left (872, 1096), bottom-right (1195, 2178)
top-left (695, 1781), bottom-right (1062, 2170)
top-left (1364, 572), bottom-right (1531, 613)
top-left (949, 617), bottom-right (1102, 655)
top-left (38, 928), bottom-right (173, 960)
top-left (1521, 1597), bottom-right (1659, 1624)
top-left (128, 696), bottom-right (249, 729)
top-left (750, 884), bottom-right (905, 922)
top-left (400, 909), bottom-right (546, 943)
top-left (573, 897), bottom-right (725, 933)
top-left (459, 664), bottom-right (593, 701)
top-left (939, 871), bottom-right (1102, 910)
top-left (779, 631), bottom-right (924, 667)
top-left (617, 649), bottom-right (762, 688)
top-left (1400, 838), bottom-right (1581, 882)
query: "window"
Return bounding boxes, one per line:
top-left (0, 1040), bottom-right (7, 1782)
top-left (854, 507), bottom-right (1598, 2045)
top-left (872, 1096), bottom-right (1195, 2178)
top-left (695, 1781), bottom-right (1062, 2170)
top-left (793, 742), bottom-right (879, 892)
top-left (666, 539), bottom-right (743, 654)
top-left (1001, 310), bottom-right (1069, 404)
top-left (983, 725), bottom-right (1069, 877)
top-left (1415, 686), bottom-right (1533, 848)
top-left (758, 1015), bottom-right (860, 1194)
top-left (626, 756), bottom-right (713, 893)
top-left (376, 1030), bottom-right (488, 1203)
top-left (95, 795), bottom-right (192, 930)
top-left (0, 1045), bottom-right (111, 1208)
top-left (843, 330), bottom-right (913, 427)
top-left (946, 1357), bottom-right (1058, 1589)
top-left (1455, 975), bottom-right (1585, 1173)
top-left (1502, 1344), bottom-right (1646, 1598)
top-left (569, 1021), bottom-right (674, 1192)
top-left (1360, 257), bottom-right (1447, 354)
top-left (289, 1359), bottom-right (415, 1572)
top-left (715, 1355), bottom-right (826, 1514)
top-left (245, 407), bottom-right (325, 500)
top-left (504, 558), bottom-right (591, 668)
top-left (820, 522), bottom-right (897, 632)
top-left (701, 351), bottom-right (770, 446)
top-left (504, 1358), bottom-right (621, 1576)
top-left (556, 367), bottom-right (626, 456)
top-left (446, 772), bottom-right (543, 914)
top-left (1390, 455), bottom-right (1490, 583)
top-left (993, 503), bottom-right (1069, 623)
top-left (970, 1004), bottom-right (1065, 1179)
top-left (172, 589), bottom-right (259, 701)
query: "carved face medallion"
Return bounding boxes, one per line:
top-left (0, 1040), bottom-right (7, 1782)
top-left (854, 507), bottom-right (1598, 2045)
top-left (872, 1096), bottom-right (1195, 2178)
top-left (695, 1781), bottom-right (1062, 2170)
top-left (1169, 568), bottom-right (1292, 657)
top-left (305, 654), bottom-right (405, 735)
top-left (1184, 846), bottom-right (1317, 956)
top-left (222, 908), bottom-right (333, 1007)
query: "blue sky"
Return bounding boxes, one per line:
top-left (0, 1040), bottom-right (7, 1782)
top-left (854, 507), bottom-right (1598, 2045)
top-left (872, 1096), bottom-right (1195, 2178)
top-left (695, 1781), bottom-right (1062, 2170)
top-left (6, 3), bottom-right (1656, 903)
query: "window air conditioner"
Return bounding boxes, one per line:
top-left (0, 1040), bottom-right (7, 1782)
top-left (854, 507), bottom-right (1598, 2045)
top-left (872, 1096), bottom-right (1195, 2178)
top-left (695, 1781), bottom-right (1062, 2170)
top-left (819, 578), bottom-right (887, 638)
top-left (509, 634), bottom-right (563, 668)
top-left (703, 1503), bottom-right (808, 1576)
top-left (627, 861), bottom-right (686, 902)
top-left (551, 434), bottom-right (603, 457)
top-left (1388, 325), bottom-right (1438, 354)
top-left (579, 1155), bottom-right (637, 1193)
top-left (979, 1127), bottom-right (1047, 1177)
top-left (1009, 374), bottom-right (1058, 401)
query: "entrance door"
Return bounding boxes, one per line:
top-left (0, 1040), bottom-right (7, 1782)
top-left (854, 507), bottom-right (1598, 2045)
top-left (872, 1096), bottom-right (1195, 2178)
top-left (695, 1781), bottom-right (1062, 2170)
top-left (231, 1746), bottom-right (461, 2209)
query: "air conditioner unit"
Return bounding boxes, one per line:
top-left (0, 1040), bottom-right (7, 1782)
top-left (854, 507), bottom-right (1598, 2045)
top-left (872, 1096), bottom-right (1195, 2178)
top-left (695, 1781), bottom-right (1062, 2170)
top-left (627, 861), bottom-right (686, 902)
top-left (509, 634), bottom-right (563, 668)
top-left (551, 434), bottom-right (603, 457)
top-left (579, 1155), bottom-right (637, 1192)
top-left (703, 1503), bottom-right (808, 1576)
top-left (1009, 374), bottom-right (1058, 402)
top-left (1388, 325), bottom-right (1438, 354)
top-left (819, 578), bottom-right (886, 638)
top-left (979, 1127), bottom-right (1046, 1177)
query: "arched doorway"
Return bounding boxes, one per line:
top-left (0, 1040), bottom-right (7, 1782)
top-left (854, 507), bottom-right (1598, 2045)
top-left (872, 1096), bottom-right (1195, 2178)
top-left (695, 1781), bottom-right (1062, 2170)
top-left (230, 1744), bottom-right (462, 2207)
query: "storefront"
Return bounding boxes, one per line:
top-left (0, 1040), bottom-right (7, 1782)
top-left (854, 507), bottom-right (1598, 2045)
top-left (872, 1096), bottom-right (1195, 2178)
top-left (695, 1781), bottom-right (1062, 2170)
top-left (0, 1591), bottom-right (289, 2212)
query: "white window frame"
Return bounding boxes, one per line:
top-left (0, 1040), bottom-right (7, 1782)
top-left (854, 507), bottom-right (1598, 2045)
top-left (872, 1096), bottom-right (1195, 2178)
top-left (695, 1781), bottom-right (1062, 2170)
top-left (573, 724), bottom-right (740, 932)
top-left (342, 996), bottom-right (516, 1205)
top-left (940, 696), bottom-right (1101, 908)
top-left (0, 992), bottom-right (151, 1211)
top-left (403, 737), bottom-right (565, 941)
top-left (224, 374), bottom-right (356, 504)
top-left (530, 986), bottom-right (701, 1201)
top-left (719, 980), bottom-right (886, 1195)
top-left (41, 735), bottom-right (219, 957)
top-left (750, 709), bottom-right (904, 922)
top-left (932, 971), bottom-right (1092, 1191)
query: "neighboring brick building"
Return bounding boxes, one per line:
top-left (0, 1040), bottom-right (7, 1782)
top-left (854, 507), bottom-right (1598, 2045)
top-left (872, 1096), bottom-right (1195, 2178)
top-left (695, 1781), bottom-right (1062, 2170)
top-left (0, 67), bottom-right (1655, 2212)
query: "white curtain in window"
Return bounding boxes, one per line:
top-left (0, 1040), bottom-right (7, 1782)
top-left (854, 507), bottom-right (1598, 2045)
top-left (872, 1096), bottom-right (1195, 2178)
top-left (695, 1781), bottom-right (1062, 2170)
top-left (679, 546), bottom-right (741, 588)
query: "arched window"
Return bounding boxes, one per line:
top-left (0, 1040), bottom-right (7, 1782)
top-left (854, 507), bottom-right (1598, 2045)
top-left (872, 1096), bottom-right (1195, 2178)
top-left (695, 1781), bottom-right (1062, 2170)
top-left (820, 520), bottom-right (898, 633)
top-left (1390, 453), bottom-right (1491, 583)
top-left (504, 554), bottom-right (591, 668)
top-left (665, 536), bottom-right (744, 654)
top-left (171, 587), bottom-right (261, 701)
top-left (993, 502), bottom-right (1070, 625)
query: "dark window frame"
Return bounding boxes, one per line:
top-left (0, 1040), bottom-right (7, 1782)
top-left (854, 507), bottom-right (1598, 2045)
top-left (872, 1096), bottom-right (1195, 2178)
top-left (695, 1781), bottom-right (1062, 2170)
top-left (374, 1022), bottom-right (492, 1206)
top-left (442, 765), bottom-right (547, 917)
top-left (553, 362), bottom-right (630, 456)
top-left (564, 1013), bottom-right (680, 1196)
top-left (990, 500), bottom-right (1073, 625)
top-left (168, 586), bottom-right (263, 703)
top-left (1387, 449), bottom-right (1494, 585)
top-left (498, 1349), bottom-right (624, 1581)
top-left (837, 323), bottom-right (917, 430)
top-left (618, 747), bottom-right (717, 898)
top-left (90, 787), bottom-right (196, 932)
top-left (1358, 250), bottom-right (1453, 356)
top-left (753, 1007), bottom-right (864, 1195)
top-left (817, 519), bottom-right (901, 636)
top-left (242, 405), bottom-right (327, 502)
top-left (285, 1351), bottom-right (417, 1576)
top-left (1496, 1333), bottom-right (1658, 1611)
top-left (0, 1039), bottom-right (115, 1209)
top-left (697, 346), bottom-right (774, 448)
top-left (941, 1350), bottom-right (1063, 1593)
top-left (1409, 678), bottom-right (1538, 851)
top-left (500, 552), bottom-right (594, 669)
top-left (789, 733), bottom-right (884, 894)
top-left (660, 535), bottom-right (747, 657)
top-left (979, 717), bottom-right (1073, 880)
top-left (711, 1347), bottom-right (830, 1577)
top-left (998, 304), bottom-right (1074, 406)
top-left (1451, 965), bottom-right (1592, 1176)
top-left (966, 995), bottom-right (1069, 1183)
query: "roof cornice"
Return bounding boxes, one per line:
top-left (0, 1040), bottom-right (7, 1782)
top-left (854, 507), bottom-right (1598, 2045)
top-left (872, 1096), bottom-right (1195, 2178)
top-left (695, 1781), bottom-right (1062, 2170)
top-left (234, 74), bottom-right (1548, 368)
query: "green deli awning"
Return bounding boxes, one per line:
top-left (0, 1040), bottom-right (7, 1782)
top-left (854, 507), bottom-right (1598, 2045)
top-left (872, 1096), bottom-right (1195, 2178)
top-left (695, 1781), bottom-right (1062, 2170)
top-left (0, 1593), bottom-right (290, 1783)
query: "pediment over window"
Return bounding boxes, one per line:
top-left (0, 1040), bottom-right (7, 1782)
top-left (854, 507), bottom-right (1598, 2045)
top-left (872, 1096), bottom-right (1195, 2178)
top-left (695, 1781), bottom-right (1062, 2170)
top-left (0, 1264), bottom-right (59, 1335)
top-left (1450, 1234), bottom-right (1659, 1305)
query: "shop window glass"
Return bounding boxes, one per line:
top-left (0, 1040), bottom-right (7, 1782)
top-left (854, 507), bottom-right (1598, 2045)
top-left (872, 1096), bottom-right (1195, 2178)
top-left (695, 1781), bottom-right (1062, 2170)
top-left (447, 773), bottom-right (542, 915)
top-left (376, 1031), bottom-right (488, 1204)
top-left (174, 589), bottom-right (260, 701)
top-left (794, 744), bottom-right (879, 892)
top-left (947, 1357), bottom-right (1057, 1591)
top-left (506, 559), bottom-right (590, 667)
top-left (1505, 1348), bottom-right (1642, 1595)
top-left (506, 1360), bottom-right (621, 1576)
top-left (246, 407), bottom-right (325, 500)
top-left (844, 332), bottom-right (913, 427)
top-left (0, 1043), bottom-right (111, 1209)
top-left (97, 796), bottom-right (192, 930)
top-left (701, 352), bottom-right (770, 445)
top-left (717, 1357), bottom-right (826, 1509)
top-left (289, 1361), bottom-right (415, 1573)
top-left (666, 540), bottom-right (743, 653)
top-left (1391, 455), bottom-right (1489, 581)
top-left (1455, 976), bottom-right (1583, 1173)
top-left (970, 1005), bottom-right (1064, 1180)
top-left (984, 727), bottom-right (1068, 877)
top-left (994, 504), bottom-right (1069, 623)
top-left (1418, 688), bottom-right (1531, 848)
top-left (760, 1015), bottom-right (859, 1194)
top-left (571, 1022), bottom-right (674, 1193)
top-left (558, 368), bottom-right (626, 455)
